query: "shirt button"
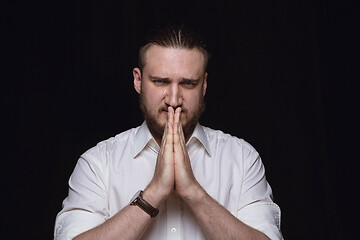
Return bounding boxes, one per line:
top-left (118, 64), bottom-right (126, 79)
top-left (171, 228), bottom-right (176, 233)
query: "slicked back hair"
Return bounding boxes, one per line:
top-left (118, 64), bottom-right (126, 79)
top-left (138, 25), bottom-right (209, 72)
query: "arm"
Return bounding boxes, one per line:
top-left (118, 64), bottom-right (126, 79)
top-left (74, 109), bottom-right (176, 240)
top-left (183, 185), bottom-right (270, 240)
top-left (73, 187), bottom-right (160, 240)
top-left (172, 108), bottom-right (270, 240)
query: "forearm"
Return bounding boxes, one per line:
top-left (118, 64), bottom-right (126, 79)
top-left (74, 187), bottom-right (164, 240)
top-left (185, 186), bottom-right (270, 240)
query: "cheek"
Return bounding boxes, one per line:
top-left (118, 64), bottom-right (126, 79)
top-left (143, 90), bottom-right (164, 112)
top-left (184, 93), bottom-right (202, 111)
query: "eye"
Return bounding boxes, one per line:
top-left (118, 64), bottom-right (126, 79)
top-left (152, 79), bottom-right (166, 86)
top-left (181, 81), bottom-right (197, 88)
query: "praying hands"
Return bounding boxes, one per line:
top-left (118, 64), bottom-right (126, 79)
top-left (147, 106), bottom-right (201, 202)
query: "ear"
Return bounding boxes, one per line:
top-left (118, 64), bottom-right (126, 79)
top-left (202, 72), bottom-right (208, 96)
top-left (133, 68), bottom-right (142, 94)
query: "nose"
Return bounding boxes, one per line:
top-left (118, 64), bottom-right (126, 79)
top-left (165, 84), bottom-right (183, 109)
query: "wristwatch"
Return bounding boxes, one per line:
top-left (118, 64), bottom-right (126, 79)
top-left (130, 190), bottom-right (159, 218)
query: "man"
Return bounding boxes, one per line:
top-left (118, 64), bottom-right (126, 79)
top-left (54, 25), bottom-right (282, 240)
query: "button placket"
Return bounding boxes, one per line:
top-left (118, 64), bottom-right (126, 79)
top-left (167, 193), bottom-right (181, 240)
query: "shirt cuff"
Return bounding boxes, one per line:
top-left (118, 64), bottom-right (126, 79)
top-left (54, 210), bottom-right (106, 240)
top-left (236, 201), bottom-right (283, 240)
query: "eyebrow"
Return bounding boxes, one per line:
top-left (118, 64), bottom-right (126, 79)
top-left (182, 77), bottom-right (201, 83)
top-left (149, 75), bottom-right (201, 83)
top-left (149, 75), bottom-right (170, 81)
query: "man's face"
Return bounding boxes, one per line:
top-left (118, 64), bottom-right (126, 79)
top-left (133, 45), bottom-right (208, 144)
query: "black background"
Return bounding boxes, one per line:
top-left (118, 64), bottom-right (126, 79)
top-left (2, 0), bottom-right (359, 239)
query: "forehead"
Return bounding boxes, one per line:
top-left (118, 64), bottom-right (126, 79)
top-left (143, 45), bottom-right (206, 78)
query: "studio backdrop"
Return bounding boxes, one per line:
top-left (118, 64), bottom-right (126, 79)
top-left (2, 0), bottom-right (359, 239)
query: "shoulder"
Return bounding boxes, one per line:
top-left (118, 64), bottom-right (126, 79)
top-left (201, 126), bottom-right (259, 160)
top-left (202, 126), bottom-right (256, 150)
top-left (81, 126), bottom-right (140, 160)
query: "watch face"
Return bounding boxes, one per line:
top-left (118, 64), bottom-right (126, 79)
top-left (130, 190), bottom-right (142, 203)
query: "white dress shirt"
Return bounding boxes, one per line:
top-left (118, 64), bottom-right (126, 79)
top-left (54, 122), bottom-right (283, 240)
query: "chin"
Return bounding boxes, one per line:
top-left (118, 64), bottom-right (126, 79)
top-left (156, 115), bottom-right (167, 126)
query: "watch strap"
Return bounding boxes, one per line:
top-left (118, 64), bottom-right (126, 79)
top-left (131, 191), bottom-right (159, 218)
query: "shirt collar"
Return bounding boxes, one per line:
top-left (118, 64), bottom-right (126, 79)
top-left (133, 121), bottom-right (159, 158)
top-left (133, 121), bottom-right (211, 158)
top-left (188, 123), bottom-right (211, 157)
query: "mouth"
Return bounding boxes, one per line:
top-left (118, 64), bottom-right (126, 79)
top-left (160, 107), bottom-right (185, 113)
top-left (160, 109), bottom-right (168, 117)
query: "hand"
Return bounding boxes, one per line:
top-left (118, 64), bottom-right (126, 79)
top-left (147, 107), bottom-right (176, 201)
top-left (173, 107), bottom-right (201, 199)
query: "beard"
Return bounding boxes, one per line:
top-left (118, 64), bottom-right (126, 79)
top-left (139, 93), bottom-right (205, 143)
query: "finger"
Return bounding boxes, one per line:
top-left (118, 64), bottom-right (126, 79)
top-left (167, 107), bottom-right (174, 139)
top-left (178, 121), bottom-right (186, 148)
top-left (168, 106), bottom-right (175, 125)
top-left (164, 107), bottom-right (174, 151)
top-left (173, 107), bottom-right (186, 148)
top-left (174, 107), bottom-right (182, 142)
top-left (177, 122), bottom-right (189, 161)
top-left (160, 121), bottom-right (168, 150)
top-left (173, 108), bottom-right (183, 154)
top-left (174, 107), bottom-right (181, 126)
top-left (160, 108), bottom-right (174, 153)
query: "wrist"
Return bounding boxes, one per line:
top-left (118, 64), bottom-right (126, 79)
top-left (143, 183), bottom-right (169, 208)
top-left (130, 190), bottom-right (159, 218)
top-left (179, 183), bottom-right (207, 204)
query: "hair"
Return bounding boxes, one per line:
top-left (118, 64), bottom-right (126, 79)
top-left (138, 25), bottom-right (209, 72)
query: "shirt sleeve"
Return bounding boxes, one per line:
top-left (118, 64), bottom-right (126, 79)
top-left (54, 147), bottom-right (110, 240)
top-left (236, 142), bottom-right (283, 240)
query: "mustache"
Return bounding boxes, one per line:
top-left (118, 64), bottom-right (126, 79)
top-left (159, 105), bottom-right (186, 113)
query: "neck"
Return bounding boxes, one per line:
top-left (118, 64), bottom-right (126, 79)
top-left (153, 129), bottom-right (193, 147)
